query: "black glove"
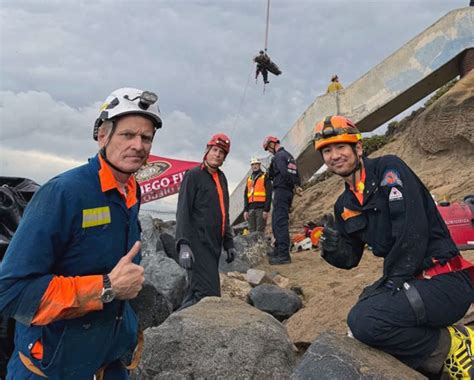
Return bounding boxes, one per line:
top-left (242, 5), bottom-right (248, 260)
top-left (178, 244), bottom-right (194, 270)
top-left (320, 214), bottom-right (340, 253)
top-left (225, 248), bottom-right (237, 263)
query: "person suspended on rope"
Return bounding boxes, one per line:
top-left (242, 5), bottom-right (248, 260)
top-left (254, 50), bottom-right (270, 84)
top-left (254, 50), bottom-right (282, 85)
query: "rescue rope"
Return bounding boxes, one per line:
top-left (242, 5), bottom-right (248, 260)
top-left (264, 0), bottom-right (270, 52)
top-left (230, 63), bottom-right (254, 140)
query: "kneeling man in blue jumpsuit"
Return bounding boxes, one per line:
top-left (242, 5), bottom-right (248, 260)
top-left (316, 115), bottom-right (474, 379)
top-left (0, 88), bottom-right (163, 379)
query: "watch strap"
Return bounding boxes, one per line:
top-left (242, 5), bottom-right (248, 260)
top-left (103, 274), bottom-right (112, 289)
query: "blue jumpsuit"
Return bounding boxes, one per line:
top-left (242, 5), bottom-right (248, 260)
top-left (323, 155), bottom-right (473, 368)
top-left (0, 155), bottom-right (141, 379)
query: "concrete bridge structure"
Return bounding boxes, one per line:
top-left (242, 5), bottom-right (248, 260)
top-left (230, 7), bottom-right (474, 225)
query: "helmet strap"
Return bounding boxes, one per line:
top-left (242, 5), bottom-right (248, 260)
top-left (348, 145), bottom-right (362, 189)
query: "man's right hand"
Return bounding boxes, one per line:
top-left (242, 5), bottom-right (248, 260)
top-left (108, 241), bottom-right (144, 300)
top-left (320, 214), bottom-right (340, 253)
top-left (244, 211), bottom-right (249, 221)
top-left (179, 244), bottom-right (195, 270)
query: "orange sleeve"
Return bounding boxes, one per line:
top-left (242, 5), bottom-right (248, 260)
top-left (32, 275), bottom-right (103, 325)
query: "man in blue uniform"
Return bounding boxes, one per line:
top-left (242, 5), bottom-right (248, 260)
top-left (176, 133), bottom-right (236, 310)
top-left (316, 115), bottom-right (474, 379)
top-left (0, 88), bottom-right (162, 379)
top-left (262, 136), bottom-right (302, 265)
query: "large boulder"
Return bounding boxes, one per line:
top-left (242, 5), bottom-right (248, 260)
top-left (135, 297), bottom-right (296, 379)
top-left (159, 232), bottom-right (179, 264)
top-left (130, 282), bottom-right (172, 330)
top-left (154, 219), bottom-right (177, 236)
top-left (220, 273), bottom-right (252, 302)
top-left (291, 332), bottom-right (426, 380)
top-left (249, 284), bottom-right (302, 321)
top-left (219, 232), bottom-right (271, 273)
top-left (139, 213), bottom-right (161, 257)
top-left (141, 254), bottom-right (187, 310)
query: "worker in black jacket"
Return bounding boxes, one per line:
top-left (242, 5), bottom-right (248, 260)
top-left (175, 133), bottom-right (236, 310)
top-left (263, 136), bottom-right (302, 265)
top-left (243, 157), bottom-right (272, 233)
top-left (315, 115), bottom-right (474, 379)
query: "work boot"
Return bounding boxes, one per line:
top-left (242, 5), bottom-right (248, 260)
top-left (269, 255), bottom-right (291, 265)
top-left (266, 250), bottom-right (277, 258)
top-left (264, 80), bottom-right (270, 84)
top-left (443, 325), bottom-right (474, 379)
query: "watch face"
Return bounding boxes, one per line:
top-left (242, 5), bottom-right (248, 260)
top-left (101, 288), bottom-right (115, 303)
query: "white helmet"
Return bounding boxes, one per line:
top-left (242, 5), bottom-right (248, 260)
top-left (93, 87), bottom-right (162, 140)
top-left (250, 157), bottom-right (261, 165)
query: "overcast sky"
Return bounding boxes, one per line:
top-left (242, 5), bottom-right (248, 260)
top-left (0, 0), bottom-right (468, 212)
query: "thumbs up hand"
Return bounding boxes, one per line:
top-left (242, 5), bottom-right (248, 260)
top-left (320, 214), bottom-right (340, 254)
top-left (108, 241), bottom-right (144, 300)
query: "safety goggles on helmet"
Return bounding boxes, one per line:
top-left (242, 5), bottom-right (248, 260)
top-left (313, 115), bottom-right (361, 151)
top-left (93, 88), bottom-right (162, 141)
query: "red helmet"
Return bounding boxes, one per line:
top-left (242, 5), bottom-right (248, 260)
top-left (207, 133), bottom-right (231, 154)
top-left (262, 135), bottom-right (279, 151)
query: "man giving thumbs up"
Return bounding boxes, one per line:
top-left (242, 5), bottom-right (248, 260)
top-left (0, 87), bottom-right (161, 379)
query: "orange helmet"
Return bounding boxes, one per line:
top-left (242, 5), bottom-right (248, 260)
top-left (207, 133), bottom-right (231, 154)
top-left (262, 135), bottom-right (279, 151)
top-left (313, 115), bottom-right (361, 151)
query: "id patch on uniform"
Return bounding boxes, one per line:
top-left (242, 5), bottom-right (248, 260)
top-left (389, 187), bottom-right (403, 201)
top-left (82, 206), bottom-right (111, 228)
top-left (380, 169), bottom-right (403, 187)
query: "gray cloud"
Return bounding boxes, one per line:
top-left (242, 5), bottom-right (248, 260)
top-left (1, 0), bottom-right (468, 212)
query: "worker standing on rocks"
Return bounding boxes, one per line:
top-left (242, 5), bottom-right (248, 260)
top-left (0, 88), bottom-right (162, 379)
top-left (263, 136), bottom-right (302, 265)
top-left (176, 133), bottom-right (236, 309)
top-left (315, 115), bottom-right (474, 379)
top-left (243, 157), bottom-right (272, 233)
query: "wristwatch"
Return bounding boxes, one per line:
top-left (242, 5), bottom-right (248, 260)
top-left (100, 274), bottom-right (115, 303)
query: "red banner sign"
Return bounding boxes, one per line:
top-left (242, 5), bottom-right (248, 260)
top-left (135, 155), bottom-right (200, 204)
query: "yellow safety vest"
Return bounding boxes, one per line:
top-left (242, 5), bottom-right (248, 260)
top-left (247, 174), bottom-right (266, 203)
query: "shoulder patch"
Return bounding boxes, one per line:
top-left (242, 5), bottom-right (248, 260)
top-left (381, 169), bottom-right (403, 187)
top-left (388, 187), bottom-right (403, 201)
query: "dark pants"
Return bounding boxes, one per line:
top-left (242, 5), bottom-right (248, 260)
top-left (347, 271), bottom-right (473, 369)
top-left (256, 65), bottom-right (268, 82)
top-left (271, 188), bottom-right (293, 258)
top-left (179, 248), bottom-right (221, 311)
top-left (248, 208), bottom-right (266, 233)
